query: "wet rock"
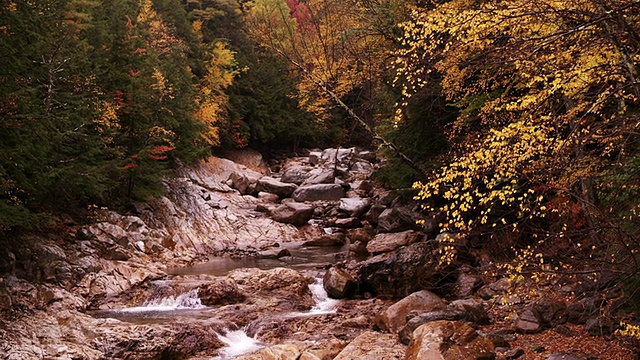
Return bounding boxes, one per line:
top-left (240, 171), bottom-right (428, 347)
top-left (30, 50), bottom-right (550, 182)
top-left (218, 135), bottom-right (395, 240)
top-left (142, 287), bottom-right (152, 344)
top-left (292, 184), bottom-right (345, 202)
top-left (357, 242), bottom-right (439, 298)
top-left (258, 247), bottom-right (292, 259)
top-left (270, 202), bottom-right (314, 226)
top-left (377, 290), bottom-right (447, 333)
top-left (515, 308), bottom-right (542, 334)
top-left (366, 230), bottom-right (420, 255)
top-left (303, 234), bottom-right (346, 247)
top-left (198, 278), bottom-right (245, 306)
top-left (405, 320), bottom-right (495, 360)
top-left (377, 206), bottom-right (422, 233)
top-left (333, 331), bottom-right (406, 360)
top-left (323, 267), bottom-right (357, 299)
top-left (256, 177), bottom-right (298, 199)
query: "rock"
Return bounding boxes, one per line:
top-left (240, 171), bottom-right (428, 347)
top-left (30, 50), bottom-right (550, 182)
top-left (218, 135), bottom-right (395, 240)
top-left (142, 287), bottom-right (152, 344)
top-left (455, 273), bottom-right (483, 298)
top-left (565, 296), bottom-right (604, 325)
top-left (256, 176), bottom-right (298, 199)
top-left (366, 230), bottom-right (420, 254)
top-left (308, 151), bottom-right (322, 166)
top-left (270, 202), bottom-right (314, 226)
top-left (357, 242), bottom-right (439, 298)
top-left (351, 161), bottom-right (374, 174)
top-left (546, 353), bottom-right (584, 360)
top-left (321, 147), bottom-right (356, 165)
top-left (338, 198), bottom-right (371, 217)
top-left (102, 245), bottom-right (131, 261)
top-left (302, 168), bottom-right (335, 185)
top-left (489, 278), bottom-right (511, 292)
top-left (229, 171), bottom-right (260, 195)
top-left (377, 290), bottom-right (447, 333)
top-left (333, 331), bottom-right (406, 360)
top-left (515, 308), bottom-right (542, 333)
top-left (477, 285), bottom-right (496, 300)
top-left (377, 206), bottom-right (422, 233)
top-left (323, 267), bottom-right (357, 299)
top-left (281, 165), bottom-right (314, 185)
top-left (292, 184), bottom-right (345, 202)
top-left (236, 343), bottom-right (302, 360)
top-left (258, 192), bottom-right (280, 203)
top-left (364, 204), bottom-right (386, 226)
top-left (505, 348), bottom-right (525, 359)
top-left (333, 217), bottom-right (361, 228)
top-left (257, 247), bottom-right (291, 259)
top-left (533, 297), bottom-right (567, 326)
top-left (303, 234), bottom-right (346, 247)
top-left (134, 240), bottom-right (145, 253)
top-left (554, 324), bottom-right (579, 337)
top-left (584, 316), bottom-right (614, 336)
top-left (449, 298), bottom-right (491, 325)
top-left (399, 311), bottom-right (464, 345)
top-left (405, 320), bottom-right (495, 360)
top-left (0, 249), bottom-right (16, 274)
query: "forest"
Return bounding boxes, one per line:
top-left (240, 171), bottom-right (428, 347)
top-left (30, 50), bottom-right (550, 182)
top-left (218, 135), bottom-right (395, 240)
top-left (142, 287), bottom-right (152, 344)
top-left (2, 0), bottom-right (640, 334)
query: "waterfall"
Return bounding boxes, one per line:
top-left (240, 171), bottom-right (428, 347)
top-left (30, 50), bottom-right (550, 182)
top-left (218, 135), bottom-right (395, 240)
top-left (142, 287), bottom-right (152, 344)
top-left (308, 277), bottom-right (339, 315)
top-left (118, 289), bottom-right (206, 312)
top-left (212, 329), bottom-right (263, 359)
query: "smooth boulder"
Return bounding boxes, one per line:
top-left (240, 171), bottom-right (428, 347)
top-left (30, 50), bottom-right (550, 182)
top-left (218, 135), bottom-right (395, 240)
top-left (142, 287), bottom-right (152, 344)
top-left (323, 267), bottom-right (357, 299)
top-left (405, 320), bottom-right (495, 360)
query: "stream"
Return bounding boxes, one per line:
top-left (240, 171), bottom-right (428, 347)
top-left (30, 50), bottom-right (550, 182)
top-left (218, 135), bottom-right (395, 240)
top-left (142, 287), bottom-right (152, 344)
top-left (91, 242), bottom-right (350, 359)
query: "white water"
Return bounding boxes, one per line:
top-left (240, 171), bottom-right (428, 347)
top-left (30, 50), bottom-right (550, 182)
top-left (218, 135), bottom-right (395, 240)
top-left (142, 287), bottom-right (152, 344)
top-left (212, 329), bottom-right (263, 359)
top-left (308, 277), bottom-right (339, 314)
top-left (117, 289), bottom-right (207, 312)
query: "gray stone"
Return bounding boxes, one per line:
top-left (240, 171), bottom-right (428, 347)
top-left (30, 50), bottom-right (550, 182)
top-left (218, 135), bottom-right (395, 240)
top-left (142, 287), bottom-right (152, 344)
top-left (256, 176), bottom-right (298, 198)
top-left (292, 184), bottom-right (345, 202)
top-left (302, 168), bottom-right (335, 185)
top-left (377, 206), bottom-right (422, 233)
top-left (281, 165), bottom-right (314, 184)
top-left (366, 230), bottom-right (420, 254)
top-left (338, 198), bottom-right (371, 217)
top-left (270, 202), bottom-right (314, 226)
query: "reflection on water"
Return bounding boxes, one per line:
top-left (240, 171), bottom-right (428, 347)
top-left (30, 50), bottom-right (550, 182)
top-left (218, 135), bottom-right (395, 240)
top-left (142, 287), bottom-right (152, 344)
top-left (169, 242), bottom-right (349, 276)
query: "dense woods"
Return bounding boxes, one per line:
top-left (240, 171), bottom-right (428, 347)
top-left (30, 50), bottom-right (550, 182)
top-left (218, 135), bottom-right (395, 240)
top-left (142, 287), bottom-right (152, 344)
top-left (2, 0), bottom-right (640, 320)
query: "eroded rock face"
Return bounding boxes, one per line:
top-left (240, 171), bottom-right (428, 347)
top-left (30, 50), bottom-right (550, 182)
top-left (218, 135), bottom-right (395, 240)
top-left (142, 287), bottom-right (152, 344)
top-left (405, 320), bottom-right (495, 360)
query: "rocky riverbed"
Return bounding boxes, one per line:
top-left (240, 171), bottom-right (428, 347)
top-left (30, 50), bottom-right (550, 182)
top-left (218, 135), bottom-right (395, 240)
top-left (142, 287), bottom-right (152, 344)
top-left (0, 148), bottom-right (635, 359)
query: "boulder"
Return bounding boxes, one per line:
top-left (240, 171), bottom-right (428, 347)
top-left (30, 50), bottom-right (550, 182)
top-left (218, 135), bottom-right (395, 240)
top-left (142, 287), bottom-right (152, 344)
top-left (229, 171), bottom-right (260, 195)
top-left (377, 206), bottom-right (422, 233)
top-left (338, 198), bottom-right (371, 217)
top-left (399, 311), bottom-right (464, 345)
top-left (405, 320), bottom-right (495, 360)
top-left (333, 217), bottom-right (361, 228)
top-left (303, 234), bottom-right (346, 247)
top-left (533, 297), bottom-right (567, 327)
top-left (198, 278), bottom-right (245, 306)
top-left (281, 165), bottom-right (314, 185)
top-left (377, 290), bottom-right (447, 333)
top-left (363, 204), bottom-right (386, 226)
top-left (515, 308), bottom-right (542, 334)
top-left (256, 177), bottom-right (298, 199)
top-left (584, 316), bottom-right (614, 336)
top-left (270, 202), bottom-right (314, 226)
top-left (455, 273), bottom-right (483, 298)
top-left (321, 147), bottom-right (356, 165)
top-left (448, 298), bottom-right (491, 325)
top-left (333, 331), bottom-right (406, 360)
top-left (308, 151), bottom-right (322, 166)
top-left (366, 230), bottom-right (420, 254)
top-left (302, 168), bottom-right (335, 185)
top-left (358, 242), bottom-right (439, 298)
top-left (292, 184), bottom-right (345, 202)
top-left (323, 267), bottom-right (357, 299)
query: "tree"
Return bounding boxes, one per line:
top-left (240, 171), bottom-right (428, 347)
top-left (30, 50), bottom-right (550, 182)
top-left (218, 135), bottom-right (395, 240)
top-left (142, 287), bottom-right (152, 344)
top-left (394, 0), bottom-right (640, 275)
